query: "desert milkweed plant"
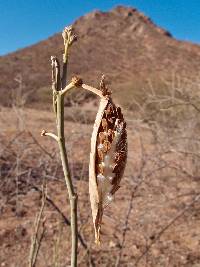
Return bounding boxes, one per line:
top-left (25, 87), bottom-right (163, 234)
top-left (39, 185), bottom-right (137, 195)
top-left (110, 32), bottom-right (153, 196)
top-left (41, 26), bottom-right (127, 267)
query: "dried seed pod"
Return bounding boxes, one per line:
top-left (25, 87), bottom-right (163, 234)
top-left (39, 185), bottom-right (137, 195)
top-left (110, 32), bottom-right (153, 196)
top-left (89, 95), bottom-right (127, 244)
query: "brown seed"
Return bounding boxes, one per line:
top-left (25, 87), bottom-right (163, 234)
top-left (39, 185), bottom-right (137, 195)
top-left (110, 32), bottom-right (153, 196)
top-left (117, 107), bottom-right (123, 119)
top-left (105, 108), bottom-right (111, 116)
top-left (98, 132), bottom-right (106, 143)
top-left (115, 152), bottom-right (120, 162)
top-left (108, 128), bottom-right (114, 137)
top-left (108, 117), bottom-right (113, 123)
top-left (106, 104), bottom-right (113, 114)
top-left (107, 128), bottom-right (112, 135)
top-left (107, 129), bottom-right (114, 142)
top-left (101, 118), bottom-right (108, 130)
top-left (103, 140), bottom-right (111, 152)
top-left (97, 164), bottom-right (104, 174)
top-left (97, 149), bottom-right (104, 161)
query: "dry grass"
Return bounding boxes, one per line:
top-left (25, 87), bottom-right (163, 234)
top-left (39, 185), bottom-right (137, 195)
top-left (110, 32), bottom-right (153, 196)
top-left (1, 75), bottom-right (200, 266)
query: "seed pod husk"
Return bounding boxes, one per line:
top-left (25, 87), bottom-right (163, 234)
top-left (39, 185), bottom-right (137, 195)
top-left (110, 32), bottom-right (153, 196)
top-left (89, 95), bottom-right (127, 244)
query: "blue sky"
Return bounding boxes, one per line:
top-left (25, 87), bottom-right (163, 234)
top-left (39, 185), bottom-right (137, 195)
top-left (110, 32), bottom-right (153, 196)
top-left (0, 0), bottom-right (200, 55)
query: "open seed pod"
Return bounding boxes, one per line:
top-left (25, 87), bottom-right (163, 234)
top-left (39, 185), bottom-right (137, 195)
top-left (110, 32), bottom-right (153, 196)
top-left (89, 88), bottom-right (127, 244)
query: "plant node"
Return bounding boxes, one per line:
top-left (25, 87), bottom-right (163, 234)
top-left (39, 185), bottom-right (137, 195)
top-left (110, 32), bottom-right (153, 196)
top-left (71, 76), bottom-right (83, 87)
top-left (41, 130), bottom-right (46, 136)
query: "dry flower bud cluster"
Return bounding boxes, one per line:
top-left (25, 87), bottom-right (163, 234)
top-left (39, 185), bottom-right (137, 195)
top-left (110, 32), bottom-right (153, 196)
top-left (62, 26), bottom-right (77, 46)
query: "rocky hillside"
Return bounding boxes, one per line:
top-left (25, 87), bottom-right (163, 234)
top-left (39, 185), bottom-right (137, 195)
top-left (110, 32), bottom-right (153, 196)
top-left (1, 5), bottom-right (200, 106)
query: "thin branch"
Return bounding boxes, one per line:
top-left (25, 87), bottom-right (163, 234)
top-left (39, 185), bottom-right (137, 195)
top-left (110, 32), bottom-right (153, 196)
top-left (29, 185), bottom-right (47, 267)
top-left (53, 25), bottom-right (78, 267)
top-left (32, 185), bottom-right (88, 250)
top-left (51, 56), bottom-right (61, 91)
top-left (135, 194), bottom-right (200, 266)
top-left (61, 81), bottom-right (76, 96)
top-left (41, 130), bottom-right (59, 142)
top-left (115, 189), bottom-right (135, 267)
top-left (28, 131), bottom-right (54, 159)
top-left (81, 84), bottom-right (105, 98)
top-left (32, 221), bottom-right (46, 267)
top-left (0, 130), bottom-right (24, 155)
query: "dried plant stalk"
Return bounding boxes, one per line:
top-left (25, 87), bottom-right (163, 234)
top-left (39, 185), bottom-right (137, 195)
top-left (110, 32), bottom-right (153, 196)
top-left (42, 26), bottom-right (78, 267)
top-left (41, 23), bottom-right (127, 264)
top-left (89, 81), bottom-right (127, 244)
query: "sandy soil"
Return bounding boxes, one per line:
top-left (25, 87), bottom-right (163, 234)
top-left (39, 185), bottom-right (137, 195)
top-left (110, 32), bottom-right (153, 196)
top-left (0, 107), bottom-right (200, 267)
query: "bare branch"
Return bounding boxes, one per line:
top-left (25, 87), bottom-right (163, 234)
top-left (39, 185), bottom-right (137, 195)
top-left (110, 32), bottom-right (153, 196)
top-left (135, 194), bottom-right (200, 266)
top-left (41, 130), bottom-right (59, 142)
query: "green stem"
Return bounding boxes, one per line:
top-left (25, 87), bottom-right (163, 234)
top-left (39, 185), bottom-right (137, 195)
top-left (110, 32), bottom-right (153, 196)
top-left (62, 44), bottom-right (68, 89)
top-left (56, 93), bottom-right (78, 267)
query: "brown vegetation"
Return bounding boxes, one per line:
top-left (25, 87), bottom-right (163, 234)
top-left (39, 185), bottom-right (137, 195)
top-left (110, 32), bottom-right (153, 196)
top-left (1, 75), bottom-right (200, 266)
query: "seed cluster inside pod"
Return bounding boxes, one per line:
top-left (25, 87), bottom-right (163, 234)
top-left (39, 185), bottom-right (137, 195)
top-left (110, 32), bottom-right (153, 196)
top-left (96, 100), bottom-right (127, 209)
top-left (89, 92), bottom-right (127, 244)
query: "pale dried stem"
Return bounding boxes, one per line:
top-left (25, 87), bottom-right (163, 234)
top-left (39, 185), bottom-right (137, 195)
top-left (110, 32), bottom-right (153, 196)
top-left (61, 81), bottom-right (76, 96)
top-left (29, 185), bottom-right (46, 267)
top-left (81, 83), bottom-right (105, 98)
top-left (45, 26), bottom-right (78, 267)
top-left (41, 26), bottom-right (109, 266)
top-left (41, 130), bottom-right (58, 141)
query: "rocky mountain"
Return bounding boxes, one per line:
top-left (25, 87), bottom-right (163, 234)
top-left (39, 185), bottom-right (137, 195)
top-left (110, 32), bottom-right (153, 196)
top-left (1, 5), bottom-right (200, 106)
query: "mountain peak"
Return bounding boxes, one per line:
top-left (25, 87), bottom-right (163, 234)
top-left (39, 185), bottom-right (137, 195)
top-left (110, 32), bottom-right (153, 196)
top-left (111, 5), bottom-right (137, 14)
top-left (0, 5), bottom-right (200, 106)
top-left (74, 5), bottom-right (172, 38)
